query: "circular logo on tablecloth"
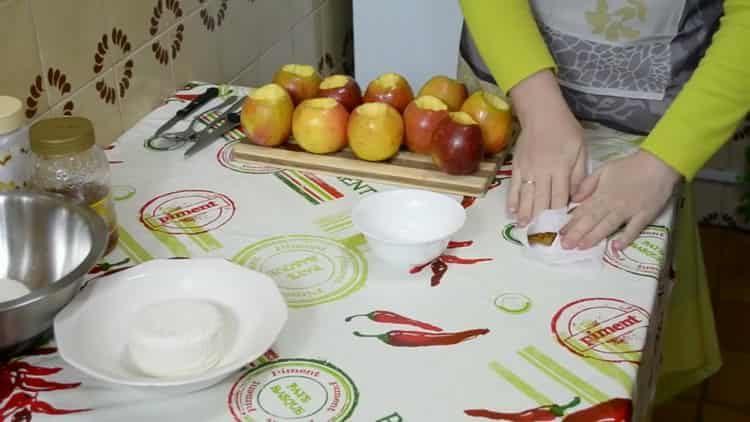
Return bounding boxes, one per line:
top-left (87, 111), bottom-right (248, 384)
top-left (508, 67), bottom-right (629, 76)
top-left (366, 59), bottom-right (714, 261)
top-left (603, 225), bottom-right (668, 279)
top-left (232, 235), bottom-right (367, 308)
top-left (228, 359), bottom-right (358, 422)
top-left (139, 189), bottom-right (236, 235)
top-left (217, 140), bottom-right (278, 174)
top-left (552, 297), bottom-right (650, 364)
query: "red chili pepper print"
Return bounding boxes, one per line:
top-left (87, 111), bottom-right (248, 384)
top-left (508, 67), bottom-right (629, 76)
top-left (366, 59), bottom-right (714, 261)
top-left (1, 347), bottom-right (90, 420)
top-left (466, 397), bottom-right (581, 421)
top-left (562, 398), bottom-right (631, 422)
top-left (353, 328), bottom-right (489, 347)
top-left (462, 196), bottom-right (477, 209)
top-left (345, 310), bottom-right (443, 332)
top-left (410, 240), bottom-right (493, 287)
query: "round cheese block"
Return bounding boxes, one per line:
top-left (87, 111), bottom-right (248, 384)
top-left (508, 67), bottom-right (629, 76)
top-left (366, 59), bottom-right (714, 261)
top-left (0, 278), bottom-right (31, 303)
top-left (128, 299), bottom-right (226, 378)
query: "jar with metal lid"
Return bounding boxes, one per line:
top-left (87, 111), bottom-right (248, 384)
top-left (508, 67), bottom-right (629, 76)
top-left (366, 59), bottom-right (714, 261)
top-left (0, 96), bottom-right (31, 191)
top-left (29, 117), bottom-right (118, 255)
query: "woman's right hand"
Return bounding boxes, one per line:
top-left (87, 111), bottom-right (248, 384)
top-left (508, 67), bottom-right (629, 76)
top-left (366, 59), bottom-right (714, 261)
top-left (507, 70), bottom-right (587, 226)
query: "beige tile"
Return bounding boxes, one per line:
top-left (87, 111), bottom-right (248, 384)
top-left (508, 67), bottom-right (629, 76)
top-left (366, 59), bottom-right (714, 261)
top-left (291, 6), bottom-right (324, 71)
top-left (116, 36), bottom-right (175, 130)
top-left (230, 60), bottom-right (261, 88)
top-left (0, 0), bottom-right (47, 120)
top-left (702, 404), bottom-right (750, 422)
top-left (256, 36), bottom-right (294, 84)
top-left (172, 8), bottom-right (223, 88)
top-left (255, 0), bottom-right (293, 56)
top-left (289, 0), bottom-right (323, 26)
top-left (320, 0), bottom-right (353, 75)
top-left (30, 0), bottom-right (110, 105)
top-left (706, 351), bottom-right (750, 409)
top-left (45, 70), bottom-right (123, 146)
top-left (219, 0), bottom-right (261, 81)
top-left (106, 0), bottom-right (183, 55)
top-left (182, 0), bottom-right (205, 14)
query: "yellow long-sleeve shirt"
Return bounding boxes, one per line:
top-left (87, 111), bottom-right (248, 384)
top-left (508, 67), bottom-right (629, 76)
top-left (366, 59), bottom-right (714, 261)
top-left (460, 0), bottom-right (750, 180)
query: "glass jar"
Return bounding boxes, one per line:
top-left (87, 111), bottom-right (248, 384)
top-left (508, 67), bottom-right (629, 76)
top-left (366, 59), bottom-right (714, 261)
top-left (29, 117), bottom-right (118, 255)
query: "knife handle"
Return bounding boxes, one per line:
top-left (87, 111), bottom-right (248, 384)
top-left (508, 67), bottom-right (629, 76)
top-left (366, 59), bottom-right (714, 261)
top-left (176, 87), bottom-right (219, 117)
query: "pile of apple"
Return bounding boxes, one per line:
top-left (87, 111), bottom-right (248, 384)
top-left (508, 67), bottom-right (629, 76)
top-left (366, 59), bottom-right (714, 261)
top-left (240, 64), bottom-right (512, 175)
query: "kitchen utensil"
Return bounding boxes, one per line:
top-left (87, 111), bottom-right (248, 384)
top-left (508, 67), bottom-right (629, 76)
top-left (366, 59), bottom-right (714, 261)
top-left (161, 95), bottom-right (239, 143)
top-left (0, 191), bottom-right (108, 358)
top-left (145, 87), bottom-right (219, 144)
top-left (54, 258), bottom-right (288, 394)
top-left (352, 189), bottom-right (466, 268)
top-left (184, 112), bottom-right (241, 158)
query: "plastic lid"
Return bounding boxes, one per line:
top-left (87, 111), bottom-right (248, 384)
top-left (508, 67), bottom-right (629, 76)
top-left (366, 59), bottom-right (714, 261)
top-left (30, 117), bottom-right (95, 156)
top-left (0, 96), bottom-right (24, 135)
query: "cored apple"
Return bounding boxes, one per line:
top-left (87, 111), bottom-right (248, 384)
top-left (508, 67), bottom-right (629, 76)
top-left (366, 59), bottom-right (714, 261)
top-left (431, 112), bottom-right (484, 175)
top-left (348, 102), bottom-right (404, 161)
top-left (318, 75), bottom-right (362, 111)
top-left (273, 64), bottom-right (322, 105)
top-left (403, 96), bottom-right (449, 154)
top-left (460, 91), bottom-right (512, 154)
top-left (418, 75), bottom-right (468, 111)
top-left (292, 98), bottom-right (350, 154)
top-left (241, 83), bottom-right (294, 147)
top-left (363, 72), bottom-right (414, 113)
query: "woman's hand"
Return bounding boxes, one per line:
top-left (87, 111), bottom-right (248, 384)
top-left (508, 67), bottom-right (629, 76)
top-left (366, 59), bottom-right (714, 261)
top-left (561, 149), bottom-right (681, 251)
top-left (508, 70), bottom-right (586, 226)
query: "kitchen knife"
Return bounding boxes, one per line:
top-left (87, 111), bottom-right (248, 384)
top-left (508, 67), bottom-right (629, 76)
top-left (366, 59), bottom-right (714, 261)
top-left (147, 87), bottom-right (220, 142)
top-left (184, 112), bottom-right (241, 158)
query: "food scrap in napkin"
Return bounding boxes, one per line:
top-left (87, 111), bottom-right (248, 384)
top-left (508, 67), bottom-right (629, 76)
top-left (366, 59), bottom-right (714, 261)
top-left (512, 205), bottom-right (605, 271)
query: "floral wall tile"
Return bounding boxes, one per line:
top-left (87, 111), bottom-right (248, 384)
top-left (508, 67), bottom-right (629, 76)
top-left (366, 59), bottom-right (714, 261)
top-left (292, 6), bottom-right (324, 71)
top-left (106, 0), bottom-right (182, 56)
top-left (254, 0), bottom-right (293, 57)
top-left (218, 0), bottom-right (261, 81)
top-left (290, 0), bottom-right (323, 26)
top-left (320, 0), bottom-right (353, 75)
top-left (256, 35), bottom-right (294, 84)
top-left (172, 7), bottom-right (222, 88)
top-left (0, 0), bottom-right (47, 120)
top-left (30, 0), bottom-right (110, 105)
top-left (230, 59), bottom-right (260, 88)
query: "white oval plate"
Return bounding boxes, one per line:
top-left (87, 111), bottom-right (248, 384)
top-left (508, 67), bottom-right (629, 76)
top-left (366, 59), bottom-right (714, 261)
top-left (54, 258), bottom-right (288, 394)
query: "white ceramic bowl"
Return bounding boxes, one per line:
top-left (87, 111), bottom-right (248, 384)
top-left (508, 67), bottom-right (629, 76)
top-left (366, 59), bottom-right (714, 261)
top-left (352, 189), bottom-right (466, 267)
top-left (53, 258), bottom-right (288, 395)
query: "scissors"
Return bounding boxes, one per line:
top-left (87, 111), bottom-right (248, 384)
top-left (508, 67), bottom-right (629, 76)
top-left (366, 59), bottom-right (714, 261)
top-left (144, 87), bottom-right (219, 144)
top-left (146, 96), bottom-right (245, 151)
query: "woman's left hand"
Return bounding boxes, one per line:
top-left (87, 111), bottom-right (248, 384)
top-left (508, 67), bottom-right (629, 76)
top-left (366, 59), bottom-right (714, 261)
top-left (560, 149), bottom-right (681, 251)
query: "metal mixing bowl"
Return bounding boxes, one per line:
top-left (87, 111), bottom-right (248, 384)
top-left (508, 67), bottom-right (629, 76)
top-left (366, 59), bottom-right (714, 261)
top-left (0, 191), bottom-right (108, 358)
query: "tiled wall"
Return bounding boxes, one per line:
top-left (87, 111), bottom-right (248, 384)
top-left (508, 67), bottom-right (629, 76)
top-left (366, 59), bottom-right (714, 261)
top-left (1, 0), bottom-right (353, 145)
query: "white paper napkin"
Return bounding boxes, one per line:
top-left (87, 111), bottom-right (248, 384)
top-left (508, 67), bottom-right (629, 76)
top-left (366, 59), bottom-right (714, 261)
top-left (512, 205), bottom-right (605, 271)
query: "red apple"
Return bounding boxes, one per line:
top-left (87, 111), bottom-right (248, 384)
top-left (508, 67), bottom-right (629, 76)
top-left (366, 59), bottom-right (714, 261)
top-left (363, 72), bottom-right (414, 113)
top-left (273, 64), bottom-right (322, 105)
top-left (292, 98), bottom-right (350, 154)
top-left (348, 102), bottom-right (404, 161)
top-left (241, 83), bottom-right (294, 147)
top-left (403, 95), bottom-right (449, 154)
top-left (318, 75), bottom-right (362, 111)
top-left (431, 112), bottom-right (484, 175)
top-left (460, 91), bottom-right (512, 154)
top-left (418, 75), bottom-right (468, 111)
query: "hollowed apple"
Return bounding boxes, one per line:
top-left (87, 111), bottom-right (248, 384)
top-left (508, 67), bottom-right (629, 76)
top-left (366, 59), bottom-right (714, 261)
top-left (431, 111), bottom-right (484, 175)
top-left (348, 102), bottom-right (404, 161)
top-left (363, 72), bottom-right (414, 113)
top-left (292, 98), bottom-right (350, 154)
top-left (318, 75), bottom-right (362, 111)
top-left (241, 83), bottom-right (294, 147)
top-left (418, 75), bottom-right (468, 111)
top-left (273, 64), bottom-right (322, 105)
top-left (460, 91), bottom-right (512, 154)
top-left (403, 96), bottom-right (449, 154)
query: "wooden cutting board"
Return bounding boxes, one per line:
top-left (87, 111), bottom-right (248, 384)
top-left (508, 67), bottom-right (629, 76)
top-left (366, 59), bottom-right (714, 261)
top-left (229, 141), bottom-right (507, 197)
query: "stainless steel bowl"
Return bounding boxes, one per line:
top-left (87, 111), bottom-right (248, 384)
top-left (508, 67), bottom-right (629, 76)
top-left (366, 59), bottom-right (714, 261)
top-left (0, 191), bottom-right (108, 357)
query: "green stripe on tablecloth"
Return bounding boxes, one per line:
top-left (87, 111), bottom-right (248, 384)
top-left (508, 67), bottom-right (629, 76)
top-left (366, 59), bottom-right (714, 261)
top-left (275, 172), bottom-right (319, 204)
top-left (568, 339), bottom-right (634, 392)
top-left (600, 338), bottom-right (642, 364)
top-left (117, 226), bottom-right (153, 263)
top-left (489, 361), bottom-right (552, 405)
top-left (151, 230), bottom-right (190, 257)
top-left (519, 346), bottom-right (609, 404)
top-left (174, 218), bottom-right (223, 252)
top-left (322, 220), bottom-right (353, 233)
top-left (290, 170), bottom-right (333, 201)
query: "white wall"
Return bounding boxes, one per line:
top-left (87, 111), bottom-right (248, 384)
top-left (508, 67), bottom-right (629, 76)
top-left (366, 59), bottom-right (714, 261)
top-left (352, 0), bottom-right (463, 91)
